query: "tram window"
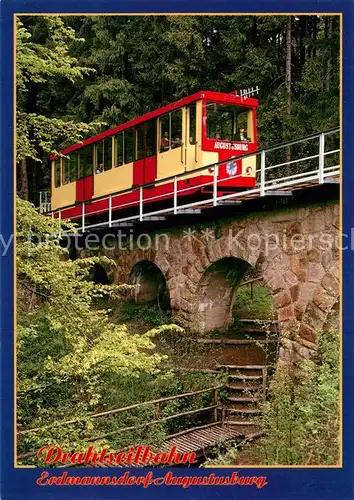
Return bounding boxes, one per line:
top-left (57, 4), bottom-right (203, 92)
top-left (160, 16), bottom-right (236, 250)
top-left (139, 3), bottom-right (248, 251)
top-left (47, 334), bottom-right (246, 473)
top-left (115, 133), bottom-right (124, 166)
top-left (85, 146), bottom-right (93, 177)
top-left (135, 125), bottom-right (144, 161)
top-left (235, 110), bottom-right (251, 141)
top-left (160, 114), bottom-right (170, 152)
top-left (96, 141), bottom-right (104, 173)
top-left (70, 153), bottom-right (77, 182)
top-left (104, 138), bottom-right (112, 170)
top-left (171, 109), bottom-right (182, 149)
top-left (63, 157), bottom-right (70, 184)
top-left (77, 152), bottom-right (84, 180)
top-left (124, 129), bottom-right (133, 164)
top-left (206, 102), bottom-right (251, 142)
top-left (54, 159), bottom-right (61, 188)
top-left (146, 120), bottom-right (156, 157)
top-left (189, 103), bottom-right (196, 144)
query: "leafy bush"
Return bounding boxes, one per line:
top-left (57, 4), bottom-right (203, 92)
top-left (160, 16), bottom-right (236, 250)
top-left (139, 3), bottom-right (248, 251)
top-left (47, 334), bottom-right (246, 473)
top-left (119, 301), bottom-right (170, 327)
top-left (233, 282), bottom-right (275, 320)
top-left (258, 328), bottom-right (340, 465)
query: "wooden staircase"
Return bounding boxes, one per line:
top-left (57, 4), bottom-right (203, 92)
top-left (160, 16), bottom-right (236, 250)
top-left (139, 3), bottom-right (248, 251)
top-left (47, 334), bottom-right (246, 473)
top-left (217, 364), bottom-right (271, 433)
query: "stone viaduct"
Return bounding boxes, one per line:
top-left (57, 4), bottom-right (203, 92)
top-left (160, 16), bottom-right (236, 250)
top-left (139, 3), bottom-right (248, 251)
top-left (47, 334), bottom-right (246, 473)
top-left (84, 200), bottom-right (340, 366)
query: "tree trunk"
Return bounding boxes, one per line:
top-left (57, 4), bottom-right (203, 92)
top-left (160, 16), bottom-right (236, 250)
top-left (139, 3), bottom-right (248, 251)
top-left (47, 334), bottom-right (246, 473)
top-left (326, 17), bottom-right (332, 91)
top-left (285, 17), bottom-right (292, 166)
top-left (19, 158), bottom-right (29, 200)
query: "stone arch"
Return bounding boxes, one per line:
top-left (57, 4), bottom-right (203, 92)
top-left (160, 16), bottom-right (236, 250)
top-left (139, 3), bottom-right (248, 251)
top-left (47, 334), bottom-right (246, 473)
top-left (129, 260), bottom-right (171, 311)
top-left (194, 257), bottom-right (252, 333)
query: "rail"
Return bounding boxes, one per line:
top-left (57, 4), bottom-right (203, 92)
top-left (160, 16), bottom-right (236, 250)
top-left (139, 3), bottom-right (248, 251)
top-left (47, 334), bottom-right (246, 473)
top-left (17, 385), bottom-right (222, 460)
top-left (40, 128), bottom-right (340, 230)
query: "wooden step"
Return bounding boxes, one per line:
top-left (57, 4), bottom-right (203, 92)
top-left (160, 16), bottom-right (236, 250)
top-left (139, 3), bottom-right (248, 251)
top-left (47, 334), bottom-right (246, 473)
top-left (226, 403), bottom-right (261, 411)
top-left (225, 420), bottom-right (259, 426)
top-left (228, 374), bottom-right (263, 381)
top-left (197, 338), bottom-right (276, 345)
top-left (217, 364), bottom-right (270, 370)
top-left (227, 396), bottom-right (261, 403)
top-left (227, 383), bottom-right (262, 390)
top-left (238, 319), bottom-right (278, 325)
top-left (226, 408), bottom-right (262, 415)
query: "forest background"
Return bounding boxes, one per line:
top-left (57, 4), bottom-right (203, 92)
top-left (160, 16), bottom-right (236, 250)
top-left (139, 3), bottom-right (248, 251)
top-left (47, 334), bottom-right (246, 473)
top-left (17, 15), bottom-right (340, 203)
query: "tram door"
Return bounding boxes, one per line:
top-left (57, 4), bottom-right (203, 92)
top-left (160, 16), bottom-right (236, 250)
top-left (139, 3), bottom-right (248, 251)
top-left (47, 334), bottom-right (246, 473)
top-left (184, 103), bottom-right (199, 171)
top-left (133, 121), bottom-right (157, 186)
top-left (76, 146), bottom-right (94, 203)
top-left (144, 120), bottom-right (157, 184)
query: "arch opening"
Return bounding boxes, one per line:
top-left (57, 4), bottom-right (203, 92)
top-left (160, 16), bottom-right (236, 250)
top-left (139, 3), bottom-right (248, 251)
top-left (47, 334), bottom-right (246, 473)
top-left (90, 263), bottom-right (110, 285)
top-left (195, 257), bottom-right (251, 334)
top-left (129, 260), bottom-right (171, 311)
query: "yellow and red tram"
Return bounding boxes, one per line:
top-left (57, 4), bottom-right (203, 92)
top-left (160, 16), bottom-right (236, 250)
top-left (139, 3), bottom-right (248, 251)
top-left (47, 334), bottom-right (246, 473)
top-left (49, 90), bottom-right (259, 222)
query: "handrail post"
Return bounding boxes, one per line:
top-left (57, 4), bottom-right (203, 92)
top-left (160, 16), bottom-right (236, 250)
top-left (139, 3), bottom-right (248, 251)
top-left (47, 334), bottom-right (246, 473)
top-left (213, 166), bottom-right (218, 206)
top-left (173, 176), bottom-right (178, 214)
top-left (155, 402), bottom-right (160, 420)
top-left (81, 203), bottom-right (85, 233)
top-left (108, 195), bottom-right (112, 227)
top-left (139, 186), bottom-right (143, 221)
top-left (260, 150), bottom-right (266, 196)
top-left (319, 132), bottom-right (325, 184)
top-left (58, 209), bottom-right (62, 238)
top-left (262, 367), bottom-right (267, 403)
top-left (213, 387), bottom-right (218, 422)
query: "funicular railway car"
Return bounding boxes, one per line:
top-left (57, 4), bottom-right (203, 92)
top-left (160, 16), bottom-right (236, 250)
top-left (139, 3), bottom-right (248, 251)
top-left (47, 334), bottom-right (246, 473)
top-left (49, 90), bottom-right (259, 226)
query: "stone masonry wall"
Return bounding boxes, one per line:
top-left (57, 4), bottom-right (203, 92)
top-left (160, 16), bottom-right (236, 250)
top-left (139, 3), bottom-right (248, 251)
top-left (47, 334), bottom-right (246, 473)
top-left (86, 202), bottom-right (340, 366)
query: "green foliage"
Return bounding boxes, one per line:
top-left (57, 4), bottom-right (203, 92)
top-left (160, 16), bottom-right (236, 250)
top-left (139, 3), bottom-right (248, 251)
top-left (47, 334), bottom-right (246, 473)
top-left (17, 199), bottom-right (220, 464)
top-left (233, 282), bottom-right (275, 320)
top-left (258, 328), bottom-right (340, 465)
top-left (17, 198), bottom-right (168, 458)
top-left (202, 443), bottom-right (239, 467)
top-left (119, 301), bottom-right (170, 327)
top-left (16, 17), bottom-right (103, 164)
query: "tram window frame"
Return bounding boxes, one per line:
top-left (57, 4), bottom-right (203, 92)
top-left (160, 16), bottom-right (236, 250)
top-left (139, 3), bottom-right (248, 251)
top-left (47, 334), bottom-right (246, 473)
top-left (159, 109), bottom-right (182, 152)
top-left (146, 120), bottom-right (156, 157)
top-left (95, 139), bottom-right (112, 173)
top-left (96, 141), bottom-right (104, 174)
top-left (171, 109), bottom-right (182, 149)
top-left (84, 145), bottom-right (93, 177)
top-left (104, 138), bottom-right (112, 171)
top-left (62, 157), bottom-right (70, 184)
top-left (205, 102), bottom-right (252, 142)
top-left (188, 103), bottom-right (197, 145)
top-left (124, 128), bottom-right (134, 164)
top-left (54, 159), bottom-right (61, 188)
top-left (115, 132), bottom-right (124, 167)
top-left (77, 152), bottom-right (84, 180)
top-left (135, 125), bottom-right (144, 161)
top-left (160, 114), bottom-right (170, 152)
top-left (70, 153), bottom-right (77, 182)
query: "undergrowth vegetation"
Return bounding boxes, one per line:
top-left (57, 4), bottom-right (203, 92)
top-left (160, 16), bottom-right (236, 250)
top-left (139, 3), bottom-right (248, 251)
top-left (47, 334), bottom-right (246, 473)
top-left (17, 199), bottom-right (219, 465)
top-left (233, 282), bottom-right (276, 320)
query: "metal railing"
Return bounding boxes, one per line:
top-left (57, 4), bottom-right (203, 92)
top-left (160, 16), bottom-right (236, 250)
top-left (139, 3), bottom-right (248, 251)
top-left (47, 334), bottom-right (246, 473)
top-left (41, 128), bottom-right (340, 232)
